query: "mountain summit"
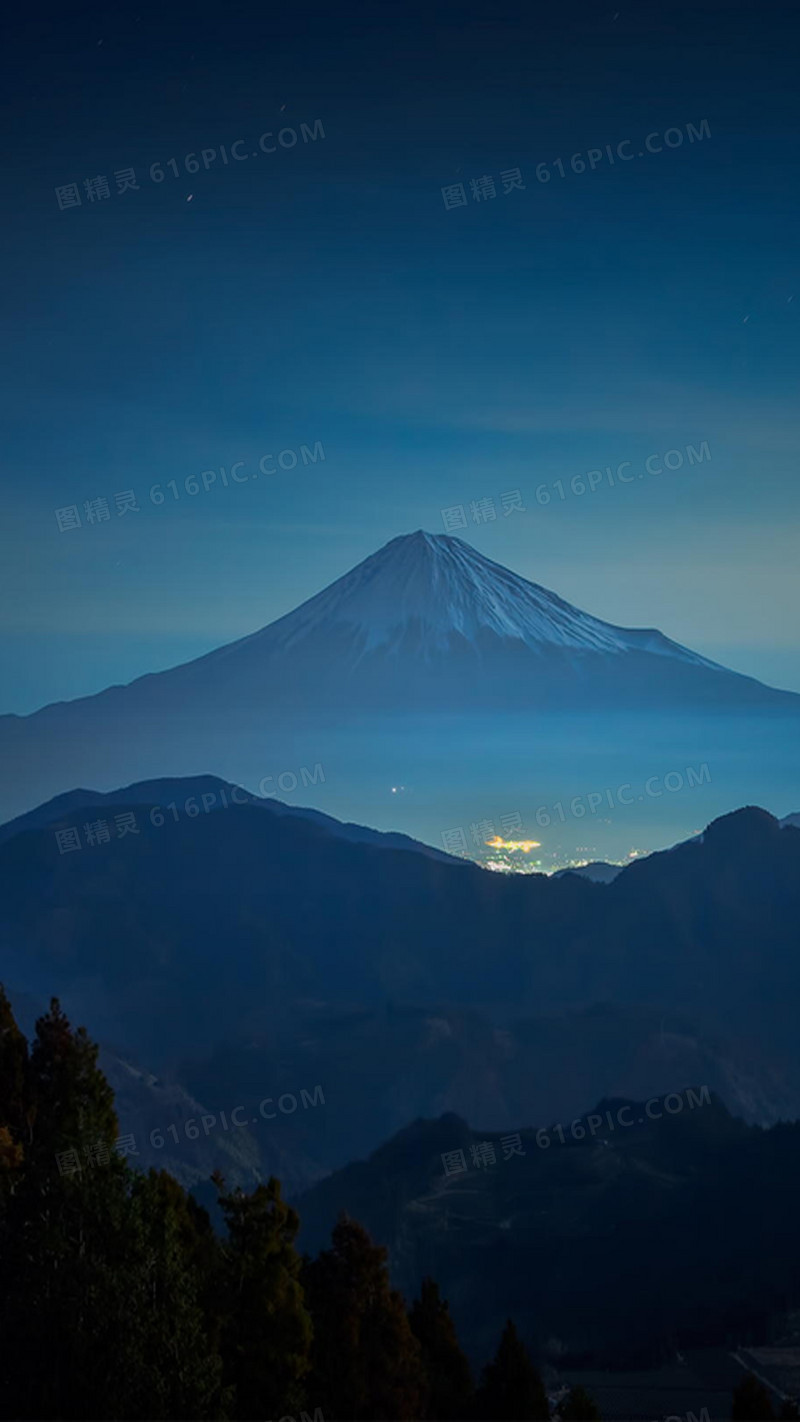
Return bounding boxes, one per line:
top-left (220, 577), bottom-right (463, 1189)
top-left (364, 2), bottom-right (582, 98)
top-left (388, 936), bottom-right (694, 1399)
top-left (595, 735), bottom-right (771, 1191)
top-left (149, 528), bottom-right (785, 710)
top-left (235, 530), bottom-right (721, 665)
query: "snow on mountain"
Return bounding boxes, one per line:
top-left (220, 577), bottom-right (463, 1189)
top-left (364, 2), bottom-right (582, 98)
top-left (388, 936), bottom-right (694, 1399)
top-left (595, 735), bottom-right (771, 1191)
top-left (194, 530), bottom-right (722, 668)
top-left (0, 529), bottom-right (795, 828)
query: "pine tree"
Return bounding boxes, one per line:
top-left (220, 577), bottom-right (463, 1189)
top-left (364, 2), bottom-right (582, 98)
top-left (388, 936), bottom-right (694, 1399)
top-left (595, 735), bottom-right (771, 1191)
top-left (26, 997), bottom-right (118, 1166)
top-left (409, 1275), bottom-right (473, 1419)
top-left (216, 1174), bottom-right (313, 1420)
top-left (111, 1169), bottom-right (227, 1419)
top-left (303, 1214), bottom-right (427, 1421)
top-left (560, 1383), bottom-right (602, 1420)
top-left (0, 984), bottom-right (30, 1158)
top-left (0, 996), bottom-right (227, 1420)
top-left (474, 1319), bottom-right (549, 1421)
top-left (732, 1372), bottom-right (775, 1420)
top-left (0, 998), bottom-right (131, 1418)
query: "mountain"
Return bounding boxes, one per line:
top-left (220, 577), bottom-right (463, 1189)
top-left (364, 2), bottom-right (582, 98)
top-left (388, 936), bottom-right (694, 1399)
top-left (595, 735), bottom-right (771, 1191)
top-left (0, 532), bottom-right (797, 832)
top-left (554, 860), bottom-right (623, 883)
top-left (165, 528), bottom-right (731, 678)
top-left (0, 772), bottom-right (455, 861)
top-left (294, 1096), bottom-right (800, 1366)
top-left (2, 779), bottom-right (800, 1180)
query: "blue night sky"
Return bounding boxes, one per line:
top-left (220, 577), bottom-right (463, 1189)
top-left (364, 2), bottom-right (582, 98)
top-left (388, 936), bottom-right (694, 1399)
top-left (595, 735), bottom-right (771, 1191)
top-left (1, 0), bottom-right (798, 714)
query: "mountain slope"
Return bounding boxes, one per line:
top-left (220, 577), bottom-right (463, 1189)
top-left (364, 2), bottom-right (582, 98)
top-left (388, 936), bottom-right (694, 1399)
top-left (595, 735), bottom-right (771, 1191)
top-left (0, 773), bottom-right (455, 861)
top-left (294, 1098), bottom-right (800, 1365)
top-left (178, 530), bottom-right (724, 664)
top-left (8, 531), bottom-right (790, 714)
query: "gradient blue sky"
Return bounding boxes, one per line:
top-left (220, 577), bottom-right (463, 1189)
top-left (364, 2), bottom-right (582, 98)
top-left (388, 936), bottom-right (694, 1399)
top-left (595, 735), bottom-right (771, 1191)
top-left (1, 0), bottom-right (798, 713)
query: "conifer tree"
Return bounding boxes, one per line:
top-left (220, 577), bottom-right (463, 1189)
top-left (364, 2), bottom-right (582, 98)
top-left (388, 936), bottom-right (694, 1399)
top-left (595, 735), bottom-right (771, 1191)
top-left (474, 1318), bottom-right (549, 1421)
top-left (303, 1214), bottom-right (427, 1420)
top-left (0, 985), bottom-right (30, 1159)
top-left (216, 1174), bottom-right (313, 1421)
top-left (111, 1169), bottom-right (227, 1419)
top-left (560, 1383), bottom-right (602, 1420)
top-left (0, 999), bottom-right (130, 1418)
top-left (409, 1275), bottom-right (473, 1419)
top-left (732, 1372), bottom-right (775, 1419)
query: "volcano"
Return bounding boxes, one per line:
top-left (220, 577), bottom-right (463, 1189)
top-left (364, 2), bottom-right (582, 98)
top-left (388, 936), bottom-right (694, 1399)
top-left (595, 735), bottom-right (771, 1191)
top-left (179, 529), bottom-right (726, 667)
top-left (0, 531), bottom-right (797, 828)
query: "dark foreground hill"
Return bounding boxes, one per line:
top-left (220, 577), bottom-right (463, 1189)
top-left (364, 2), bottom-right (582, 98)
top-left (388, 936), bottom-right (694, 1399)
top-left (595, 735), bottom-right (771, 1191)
top-left (1, 787), bottom-right (798, 1055)
top-left (296, 1091), bottom-right (800, 1368)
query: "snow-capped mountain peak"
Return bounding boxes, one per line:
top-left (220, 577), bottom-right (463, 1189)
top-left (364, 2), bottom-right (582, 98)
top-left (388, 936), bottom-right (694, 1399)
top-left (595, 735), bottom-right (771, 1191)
top-left (249, 530), bottom-right (719, 665)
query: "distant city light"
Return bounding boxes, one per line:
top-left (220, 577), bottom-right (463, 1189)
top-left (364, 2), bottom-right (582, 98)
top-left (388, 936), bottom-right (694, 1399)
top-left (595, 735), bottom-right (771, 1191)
top-left (485, 836), bottom-right (541, 853)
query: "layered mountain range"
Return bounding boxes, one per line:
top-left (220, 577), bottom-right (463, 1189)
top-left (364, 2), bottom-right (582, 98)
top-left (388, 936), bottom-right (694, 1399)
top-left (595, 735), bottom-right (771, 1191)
top-left (295, 1095), bottom-right (800, 1367)
top-left (1, 775), bottom-right (799, 1193)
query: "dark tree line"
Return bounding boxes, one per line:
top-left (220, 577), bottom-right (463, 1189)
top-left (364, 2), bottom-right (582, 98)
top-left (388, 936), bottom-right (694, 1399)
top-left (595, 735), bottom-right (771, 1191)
top-left (0, 988), bottom-right (575, 1421)
top-left (4, 989), bottom-right (786, 1421)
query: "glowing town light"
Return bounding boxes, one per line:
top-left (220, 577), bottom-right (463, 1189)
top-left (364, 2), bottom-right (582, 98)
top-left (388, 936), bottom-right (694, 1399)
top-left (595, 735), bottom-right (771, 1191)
top-left (485, 836), bottom-right (541, 853)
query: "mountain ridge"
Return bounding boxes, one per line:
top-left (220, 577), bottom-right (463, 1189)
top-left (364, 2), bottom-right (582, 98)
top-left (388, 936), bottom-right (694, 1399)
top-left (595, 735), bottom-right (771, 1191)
top-left (191, 529), bottom-right (725, 666)
top-left (1, 531), bottom-right (794, 722)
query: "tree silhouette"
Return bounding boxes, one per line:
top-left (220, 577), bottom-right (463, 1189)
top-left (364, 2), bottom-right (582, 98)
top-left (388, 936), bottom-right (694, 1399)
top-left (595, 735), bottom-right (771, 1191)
top-left (732, 1372), bottom-right (775, 1419)
top-left (474, 1318), bottom-right (549, 1421)
top-left (559, 1383), bottom-right (602, 1419)
top-left (216, 1174), bottom-right (312, 1420)
top-left (303, 1214), bottom-right (426, 1420)
top-left (409, 1275), bottom-right (473, 1419)
top-left (0, 998), bottom-right (131, 1417)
